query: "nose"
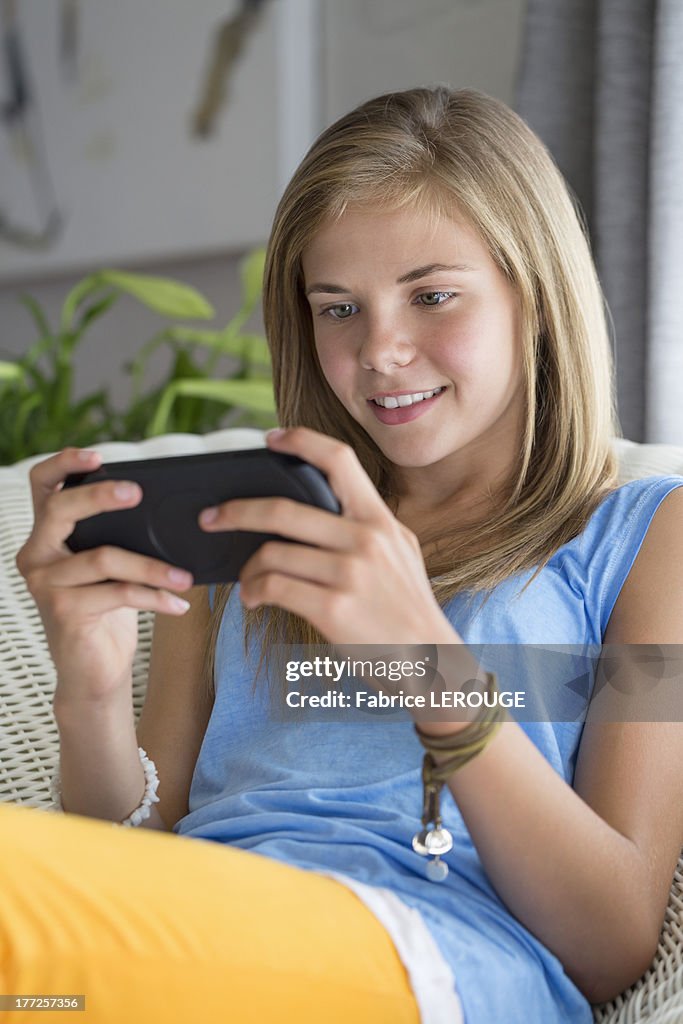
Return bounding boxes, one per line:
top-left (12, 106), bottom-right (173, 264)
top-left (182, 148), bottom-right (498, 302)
top-left (358, 314), bottom-right (416, 372)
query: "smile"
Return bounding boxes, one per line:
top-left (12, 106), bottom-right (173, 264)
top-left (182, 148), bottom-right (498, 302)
top-left (367, 386), bottom-right (447, 425)
top-left (371, 386), bottom-right (445, 409)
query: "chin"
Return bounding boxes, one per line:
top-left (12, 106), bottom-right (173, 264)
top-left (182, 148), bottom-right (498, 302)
top-left (378, 444), bottom-right (450, 469)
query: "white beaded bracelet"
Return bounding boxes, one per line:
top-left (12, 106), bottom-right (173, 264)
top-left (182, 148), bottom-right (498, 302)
top-left (50, 746), bottom-right (161, 827)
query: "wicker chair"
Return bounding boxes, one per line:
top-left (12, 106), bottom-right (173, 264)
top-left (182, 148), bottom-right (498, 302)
top-left (1, 428), bottom-right (682, 1023)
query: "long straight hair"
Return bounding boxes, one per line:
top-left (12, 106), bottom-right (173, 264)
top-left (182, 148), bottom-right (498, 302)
top-left (202, 86), bottom-right (620, 698)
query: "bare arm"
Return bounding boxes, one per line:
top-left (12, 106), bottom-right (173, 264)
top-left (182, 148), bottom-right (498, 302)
top-left (434, 488), bottom-right (683, 1003)
top-left (136, 585), bottom-right (215, 829)
top-left (55, 584), bottom-right (213, 830)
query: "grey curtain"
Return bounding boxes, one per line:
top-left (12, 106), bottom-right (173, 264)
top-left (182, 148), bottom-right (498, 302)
top-left (515, 0), bottom-right (683, 444)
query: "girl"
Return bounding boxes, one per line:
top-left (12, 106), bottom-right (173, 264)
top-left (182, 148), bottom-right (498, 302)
top-left (8, 86), bottom-right (683, 1024)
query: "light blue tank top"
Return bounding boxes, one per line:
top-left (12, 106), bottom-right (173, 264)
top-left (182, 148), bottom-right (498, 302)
top-left (175, 476), bottom-right (683, 1023)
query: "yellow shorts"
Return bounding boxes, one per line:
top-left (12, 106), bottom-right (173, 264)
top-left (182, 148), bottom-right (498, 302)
top-left (0, 803), bottom-right (419, 1024)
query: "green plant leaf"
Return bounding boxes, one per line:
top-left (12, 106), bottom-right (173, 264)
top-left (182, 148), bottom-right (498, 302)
top-left (19, 362), bottom-right (49, 392)
top-left (22, 332), bottom-right (57, 372)
top-left (167, 348), bottom-right (201, 383)
top-left (60, 273), bottom-right (107, 332)
top-left (18, 294), bottom-right (51, 338)
top-left (73, 292), bottom-right (120, 336)
top-left (240, 247), bottom-right (266, 312)
top-left (239, 332), bottom-right (271, 366)
top-left (98, 270), bottom-right (215, 320)
top-left (165, 326), bottom-right (228, 347)
top-left (116, 388), bottom-right (163, 440)
top-left (166, 325), bottom-right (270, 365)
top-left (48, 348), bottom-right (75, 430)
top-left (4, 246), bottom-right (269, 464)
top-left (61, 270), bottom-right (214, 331)
top-left (69, 389), bottom-right (110, 422)
top-left (0, 360), bottom-right (24, 382)
top-left (126, 328), bottom-right (175, 402)
top-left (13, 392), bottom-right (42, 452)
top-left (148, 378), bottom-right (276, 437)
top-left (167, 350), bottom-right (205, 433)
top-left (213, 247), bottom-right (266, 345)
top-left (176, 378), bottom-right (276, 412)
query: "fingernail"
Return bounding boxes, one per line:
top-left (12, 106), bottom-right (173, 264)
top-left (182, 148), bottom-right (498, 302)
top-left (266, 428), bottom-right (287, 441)
top-left (169, 596), bottom-right (191, 613)
top-left (78, 449), bottom-right (100, 461)
top-left (114, 482), bottom-right (140, 500)
top-left (168, 568), bottom-right (193, 586)
top-left (200, 507), bottom-right (218, 525)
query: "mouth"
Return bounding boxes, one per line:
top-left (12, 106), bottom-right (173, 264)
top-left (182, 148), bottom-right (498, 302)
top-left (368, 386), bottom-right (446, 409)
top-left (367, 386), bottom-right (447, 425)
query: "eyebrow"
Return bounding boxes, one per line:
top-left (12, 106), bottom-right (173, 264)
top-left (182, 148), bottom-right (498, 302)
top-left (304, 263), bottom-right (476, 296)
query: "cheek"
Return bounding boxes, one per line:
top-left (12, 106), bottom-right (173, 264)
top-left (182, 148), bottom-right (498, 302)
top-left (436, 306), bottom-right (519, 383)
top-left (314, 341), bottom-right (352, 395)
top-left (430, 315), bottom-right (481, 379)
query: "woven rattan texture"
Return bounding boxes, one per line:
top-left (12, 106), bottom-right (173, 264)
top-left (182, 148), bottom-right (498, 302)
top-left (0, 431), bottom-right (682, 1023)
top-left (0, 429), bottom-right (265, 808)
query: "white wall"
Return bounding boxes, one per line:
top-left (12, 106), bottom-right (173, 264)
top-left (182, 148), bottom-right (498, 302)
top-left (0, 0), bottom-right (527, 416)
top-left (322, 0), bottom-right (526, 122)
top-left (0, 0), bottom-right (281, 282)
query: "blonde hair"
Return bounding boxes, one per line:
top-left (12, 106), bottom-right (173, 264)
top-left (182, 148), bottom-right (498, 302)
top-left (203, 85), bottom-right (620, 697)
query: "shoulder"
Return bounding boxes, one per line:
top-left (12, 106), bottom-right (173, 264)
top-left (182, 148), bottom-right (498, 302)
top-left (540, 477), bottom-right (683, 642)
top-left (604, 481), bottom-right (683, 644)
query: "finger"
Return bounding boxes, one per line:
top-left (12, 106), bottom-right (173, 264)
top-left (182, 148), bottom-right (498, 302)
top-left (31, 546), bottom-right (194, 593)
top-left (24, 476), bottom-right (143, 568)
top-left (238, 570), bottom-right (332, 628)
top-left (265, 427), bottom-right (391, 523)
top-left (47, 580), bottom-right (192, 619)
top-left (28, 448), bottom-right (102, 518)
top-left (240, 540), bottom-right (348, 590)
top-left (200, 496), bottom-right (359, 551)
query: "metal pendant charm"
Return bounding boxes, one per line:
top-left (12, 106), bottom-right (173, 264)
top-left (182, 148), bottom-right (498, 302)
top-left (414, 758), bottom-right (452, 881)
top-left (412, 824), bottom-right (453, 883)
top-left (426, 856), bottom-right (449, 883)
top-left (412, 825), bottom-right (454, 858)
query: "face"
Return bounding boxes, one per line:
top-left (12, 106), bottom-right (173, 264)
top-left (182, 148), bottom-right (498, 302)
top-left (301, 204), bottom-right (525, 513)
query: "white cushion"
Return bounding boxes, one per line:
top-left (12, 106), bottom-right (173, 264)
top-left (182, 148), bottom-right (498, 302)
top-left (612, 437), bottom-right (683, 481)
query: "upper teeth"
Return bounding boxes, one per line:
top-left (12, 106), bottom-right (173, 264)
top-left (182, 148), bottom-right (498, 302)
top-left (373, 387), bottom-right (443, 409)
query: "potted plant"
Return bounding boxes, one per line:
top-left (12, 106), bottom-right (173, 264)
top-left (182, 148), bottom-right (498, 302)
top-left (0, 249), bottom-right (276, 465)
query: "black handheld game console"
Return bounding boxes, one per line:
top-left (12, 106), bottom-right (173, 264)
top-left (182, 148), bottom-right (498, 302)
top-left (63, 448), bottom-right (341, 584)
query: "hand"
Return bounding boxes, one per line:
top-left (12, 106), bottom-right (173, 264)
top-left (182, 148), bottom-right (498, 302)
top-left (15, 448), bottom-right (195, 705)
top-left (198, 427), bottom-right (460, 647)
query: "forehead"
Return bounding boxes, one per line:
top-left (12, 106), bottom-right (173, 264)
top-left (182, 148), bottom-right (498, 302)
top-left (301, 204), bottom-right (491, 276)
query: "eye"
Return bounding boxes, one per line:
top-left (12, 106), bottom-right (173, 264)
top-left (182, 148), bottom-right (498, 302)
top-left (321, 302), bottom-right (358, 321)
top-left (416, 291), bottom-right (456, 307)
